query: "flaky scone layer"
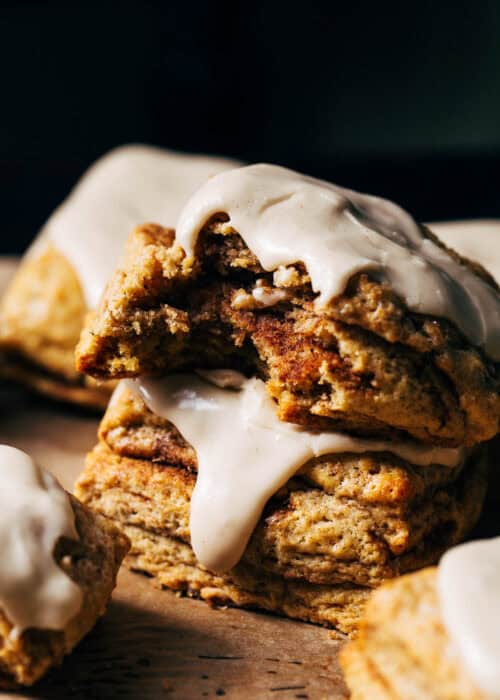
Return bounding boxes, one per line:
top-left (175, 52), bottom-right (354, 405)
top-left (0, 245), bottom-right (114, 409)
top-left (0, 246), bottom-right (86, 381)
top-left (75, 440), bottom-right (485, 635)
top-left (75, 369), bottom-right (486, 603)
top-left (93, 386), bottom-right (487, 587)
top-left (340, 568), bottom-right (485, 699)
top-left (79, 437), bottom-right (485, 587)
top-left (76, 444), bottom-right (370, 636)
top-left (126, 524), bottom-right (368, 637)
top-left (0, 496), bottom-right (129, 688)
top-left (76, 223), bottom-right (499, 445)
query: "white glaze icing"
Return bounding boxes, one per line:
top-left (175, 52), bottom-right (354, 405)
top-left (129, 374), bottom-right (464, 573)
top-left (438, 537), bottom-right (500, 698)
top-left (41, 145), bottom-right (240, 308)
top-left (0, 446), bottom-right (82, 634)
top-left (429, 220), bottom-right (500, 283)
top-left (176, 164), bottom-right (500, 360)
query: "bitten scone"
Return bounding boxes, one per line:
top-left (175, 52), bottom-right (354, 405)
top-left (340, 538), bottom-right (500, 700)
top-left (0, 445), bottom-right (129, 687)
top-left (74, 384), bottom-right (486, 636)
top-left (0, 145), bottom-right (239, 408)
top-left (76, 219), bottom-right (499, 446)
top-left (74, 164), bottom-right (499, 635)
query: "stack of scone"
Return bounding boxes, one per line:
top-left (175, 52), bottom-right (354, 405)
top-left (73, 164), bottom-right (499, 636)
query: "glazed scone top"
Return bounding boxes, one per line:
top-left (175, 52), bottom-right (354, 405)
top-left (176, 164), bottom-right (500, 360)
top-left (429, 220), bottom-right (500, 283)
top-left (0, 445), bottom-right (82, 634)
top-left (41, 145), bottom-right (240, 308)
top-left (130, 373), bottom-right (465, 573)
top-left (438, 537), bottom-right (500, 698)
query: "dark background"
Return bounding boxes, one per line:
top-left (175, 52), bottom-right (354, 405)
top-left (1, 0), bottom-right (499, 254)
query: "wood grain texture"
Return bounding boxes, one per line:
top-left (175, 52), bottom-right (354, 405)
top-left (0, 258), bottom-right (348, 699)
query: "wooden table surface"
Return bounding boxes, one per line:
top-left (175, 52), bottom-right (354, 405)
top-left (0, 258), bottom-right (348, 700)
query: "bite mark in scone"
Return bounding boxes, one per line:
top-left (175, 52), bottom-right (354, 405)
top-left (76, 220), bottom-right (499, 446)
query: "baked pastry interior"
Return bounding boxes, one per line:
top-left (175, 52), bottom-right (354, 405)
top-left (77, 219), bottom-right (499, 446)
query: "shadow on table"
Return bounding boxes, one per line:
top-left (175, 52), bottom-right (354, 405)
top-left (25, 597), bottom-right (240, 700)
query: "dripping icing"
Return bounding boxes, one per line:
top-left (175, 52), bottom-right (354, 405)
top-left (176, 164), bottom-right (500, 360)
top-left (127, 374), bottom-right (464, 573)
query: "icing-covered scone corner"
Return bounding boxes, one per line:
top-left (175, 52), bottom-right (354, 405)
top-left (0, 445), bottom-right (129, 687)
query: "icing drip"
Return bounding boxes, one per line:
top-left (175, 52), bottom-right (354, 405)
top-left (438, 537), bottom-right (500, 698)
top-left (43, 145), bottom-right (240, 308)
top-left (176, 164), bottom-right (500, 360)
top-left (128, 374), bottom-right (464, 573)
top-left (0, 446), bottom-right (82, 634)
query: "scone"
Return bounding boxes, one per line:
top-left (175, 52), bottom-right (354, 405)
top-left (74, 164), bottom-right (498, 635)
top-left (341, 537), bottom-right (500, 699)
top-left (0, 145), bottom-right (240, 408)
top-left (74, 383), bottom-right (487, 636)
top-left (0, 445), bottom-right (129, 687)
top-left (76, 171), bottom-right (499, 445)
top-left (429, 219), bottom-right (500, 284)
top-left (429, 219), bottom-right (500, 502)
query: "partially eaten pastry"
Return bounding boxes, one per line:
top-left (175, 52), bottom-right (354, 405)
top-left (74, 164), bottom-right (499, 635)
top-left (0, 145), bottom-right (239, 408)
top-left (76, 187), bottom-right (499, 446)
top-left (340, 537), bottom-right (500, 699)
top-left (0, 445), bottom-right (129, 687)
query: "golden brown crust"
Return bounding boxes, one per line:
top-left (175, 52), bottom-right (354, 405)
top-left (76, 224), bottom-right (499, 446)
top-left (78, 432), bottom-right (486, 589)
top-left (124, 524), bottom-right (369, 637)
top-left (340, 568), bottom-right (486, 699)
top-left (0, 245), bottom-right (86, 380)
top-left (0, 496), bottom-right (129, 687)
top-left (0, 245), bottom-right (114, 410)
